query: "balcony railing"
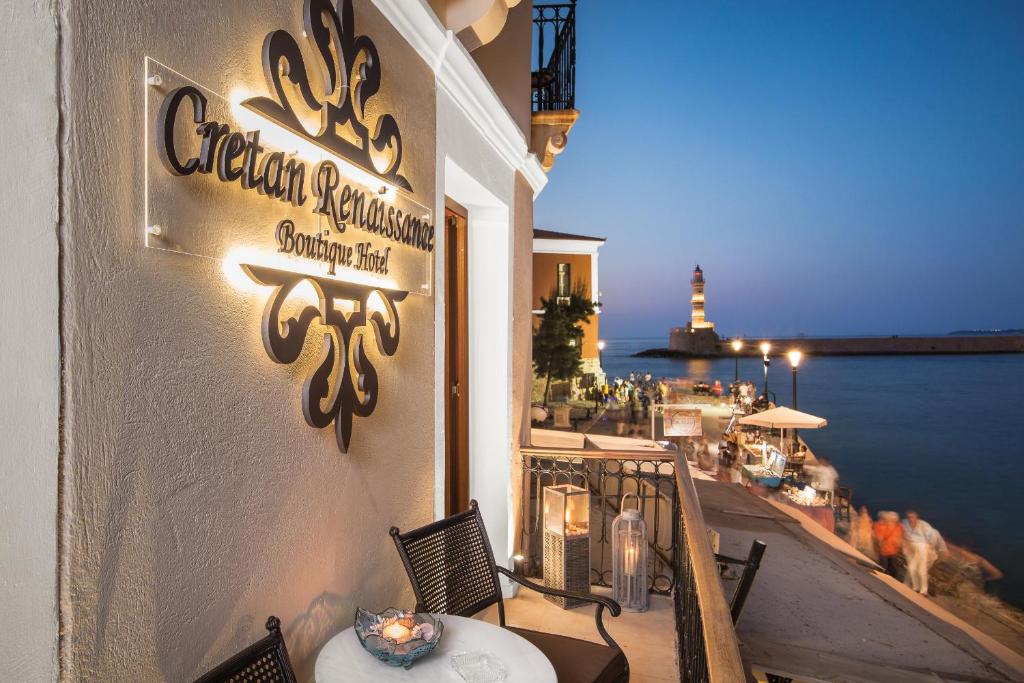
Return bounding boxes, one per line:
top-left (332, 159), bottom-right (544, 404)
top-left (519, 447), bottom-right (745, 682)
top-left (532, 2), bottom-right (576, 112)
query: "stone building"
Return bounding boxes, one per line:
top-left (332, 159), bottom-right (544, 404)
top-left (531, 228), bottom-right (605, 399)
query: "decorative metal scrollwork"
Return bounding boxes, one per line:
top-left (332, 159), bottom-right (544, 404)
top-left (243, 0), bottom-right (410, 190)
top-left (242, 264), bottom-right (408, 453)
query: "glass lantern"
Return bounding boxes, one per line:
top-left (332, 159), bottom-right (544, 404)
top-left (542, 484), bottom-right (591, 608)
top-left (612, 493), bottom-right (649, 612)
top-left (544, 484), bottom-right (590, 537)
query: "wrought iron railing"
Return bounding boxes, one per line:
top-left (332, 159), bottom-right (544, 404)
top-left (672, 453), bottom-right (746, 682)
top-left (518, 448), bottom-right (745, 682)
top-left (520, 448), bottom-right (678, 594)
top-left (532, 2), bottom-right (576, 112)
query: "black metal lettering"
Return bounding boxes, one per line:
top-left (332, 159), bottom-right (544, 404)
top-left (156, 86), bottom-right (206, 176)
top-left (217, 132), bottom-right (246, 182)
top-left (240, 131), bottom-right (265, 190)
top-left (284, 158), bottom-right (307, 206)
top-left (312, 161), bottom-right (341, 232)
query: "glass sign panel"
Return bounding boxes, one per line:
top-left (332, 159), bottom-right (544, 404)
top-left (145, 57), bottom-right (433, 296)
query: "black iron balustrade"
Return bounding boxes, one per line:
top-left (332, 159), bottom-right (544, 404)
top-left (519, 449), bottom-right (678, 595)
top-left (518, 448), bottom-right (746, 682)
top-left (532, 2), bottom-right (576, 112)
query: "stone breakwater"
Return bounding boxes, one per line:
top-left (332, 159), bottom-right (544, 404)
top-left (650, 334), bottom-right (1024, 358)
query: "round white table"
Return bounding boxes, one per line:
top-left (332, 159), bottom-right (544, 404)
top-left (315, 615), bottom-right (556, 682)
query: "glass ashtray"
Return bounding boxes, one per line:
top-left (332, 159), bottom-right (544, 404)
top-left (450, 651), bottom-right (508, 682)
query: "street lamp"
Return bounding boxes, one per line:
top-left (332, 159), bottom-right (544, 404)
top-left (730, 339), bottom-right (743, 383)
top-left (759, 341), bottom-right (771, 400)
top-left (787, 349), bottom-right (802, 451)
top-left (597, 339), bottom-right (606, 367)
top-left (787, 350), bottom-right (802, 410)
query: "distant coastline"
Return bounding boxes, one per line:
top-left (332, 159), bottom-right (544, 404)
top-left (638, 333), bottom-right (1024, 358)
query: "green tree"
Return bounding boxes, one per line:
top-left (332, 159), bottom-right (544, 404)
top-left (533, 284), bottom-right (596, 405)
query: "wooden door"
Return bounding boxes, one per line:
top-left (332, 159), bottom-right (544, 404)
top-left (444, 206), bottom-right (470, 516)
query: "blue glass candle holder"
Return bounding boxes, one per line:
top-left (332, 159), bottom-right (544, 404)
top-left (354, 607), bottom-right (444, 669)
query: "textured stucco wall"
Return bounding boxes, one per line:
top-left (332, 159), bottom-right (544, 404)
top-left (0, 2), bottom-right (60, 681)
top-left (532, 252), bottom-right (599, 358)
top-left (58, 1), bottom-right (436, 680)
top-left (509, 172), bottom-right (535, 553)
top-left (471, 0), bottom-right (533, 137)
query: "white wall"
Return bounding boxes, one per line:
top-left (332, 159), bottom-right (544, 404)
top-left (0, 2), bottom-right (60, 681)
top-left (435, 91), bottom-right (518, 578)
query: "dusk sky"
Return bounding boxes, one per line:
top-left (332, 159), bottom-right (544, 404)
top-left (534, 0), bottom-right (1024, 339)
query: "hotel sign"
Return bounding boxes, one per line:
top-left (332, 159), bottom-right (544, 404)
top-left (146, 0), bottom-right (429, 452)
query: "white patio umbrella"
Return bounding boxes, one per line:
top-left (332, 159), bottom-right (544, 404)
top-left (739, 406), bottom-right (827, 429)
top-left (739, 406), bottom-right (827, 457)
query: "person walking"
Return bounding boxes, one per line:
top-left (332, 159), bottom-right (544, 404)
top-left (901, 510), bottom-right (948, 595)
top-left (873, 511), bottom-right (904, 577)
top-left (847, 506), bottom-right (878, 561)
top-left (696, 438), bottom-right (716, 473)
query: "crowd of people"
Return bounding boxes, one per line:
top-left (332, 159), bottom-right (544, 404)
top-left (847, 507), bottom-right (949, 594)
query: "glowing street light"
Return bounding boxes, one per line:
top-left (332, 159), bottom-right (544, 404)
top-left (730, 338), bottom-right (743, 383)
top-left (787, 350), bottom-right (802, 409)
top-left (788, 349), bottom-right (803, 448)
top-left (759, 342), bottom-right (771, 400)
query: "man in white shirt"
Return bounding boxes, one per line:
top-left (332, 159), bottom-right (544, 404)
top-left (901, 510), bottom-right (948, 595)
top-left (805, 457), bottom-right (838, 503)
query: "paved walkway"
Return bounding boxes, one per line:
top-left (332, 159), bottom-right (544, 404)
top-left (697, 479), bottom-right (1024, 681)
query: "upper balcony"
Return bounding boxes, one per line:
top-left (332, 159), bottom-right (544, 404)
top-left (530, 2), bottom-right (580, 171)
top-left (531, 2), bottom-right (576, 112)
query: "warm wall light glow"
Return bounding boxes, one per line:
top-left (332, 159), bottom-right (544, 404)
top-left (731, 339), bottom-right (743, 352)
top-left (597, 340), bottom-right (606, 351)
top-left (788, 350), bottom-right (803, 368)
top-left (760, 341), bottom-right (772, 356)
top-left (223, 246), bottom-right (400, 296)
top-left (230, 89), bottom-right (398, 202)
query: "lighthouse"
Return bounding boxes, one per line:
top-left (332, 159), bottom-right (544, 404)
top-left (690, 265), bottom-right (714, 330)
top-left (668, 264), bottom-right (720, 355)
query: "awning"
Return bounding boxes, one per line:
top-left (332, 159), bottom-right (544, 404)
top-left (739, 406), bottom-right (827, 429)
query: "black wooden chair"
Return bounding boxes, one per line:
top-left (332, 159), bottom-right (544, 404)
top-left (390, 500), bottom-right (629, 683)
top-left (193, 616), bottom-right (297, 683)
top-left (715, 539), bottom-right (767, 625)
top-left (834, 486), bottom-right (854, 523)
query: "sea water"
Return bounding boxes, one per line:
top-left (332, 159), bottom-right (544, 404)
top-left (599, 337), bottom-right (1024, 608)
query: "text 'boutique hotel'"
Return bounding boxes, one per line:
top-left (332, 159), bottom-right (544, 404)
top-left (3, 0), bottom-right (590, 678)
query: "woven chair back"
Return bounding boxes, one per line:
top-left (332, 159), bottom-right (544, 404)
top-left (193, 616), bottom-right (297, 683)
top-left (390, 500), bottom-right (504, 618)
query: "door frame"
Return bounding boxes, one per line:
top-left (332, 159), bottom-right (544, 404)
top-left (444, 201), bottom-right (470, 517)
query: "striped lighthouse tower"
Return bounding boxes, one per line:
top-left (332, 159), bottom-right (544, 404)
top-left (690, 265), bottom-right (714, 330)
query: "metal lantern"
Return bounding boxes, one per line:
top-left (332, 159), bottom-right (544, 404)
top-left (612, 493), bottom-right (649, 612)
top-left (543, 484), bottom-right (591, 608)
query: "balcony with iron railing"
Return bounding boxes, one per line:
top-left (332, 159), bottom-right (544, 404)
top-left (532, 2), bottom-right (576, 112)
top-left (513, 446), bottom-right (746, 681)
top-left (530, 2), bottom-right (580, 171)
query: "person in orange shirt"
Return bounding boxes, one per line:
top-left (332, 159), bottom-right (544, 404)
top-left (873, 510), bottom-right (904, 576)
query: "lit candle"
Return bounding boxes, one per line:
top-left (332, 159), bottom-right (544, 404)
top-left (624, 543), bottom-right (638, 577)
top-left (381, 622), bottom-right (412, 643)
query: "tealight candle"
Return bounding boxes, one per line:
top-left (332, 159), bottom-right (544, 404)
top-left (381, 622), bottom-right (412, 643)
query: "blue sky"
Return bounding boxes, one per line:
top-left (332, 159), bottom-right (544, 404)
top-left (534, 0), bottom-right (1024, 339)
